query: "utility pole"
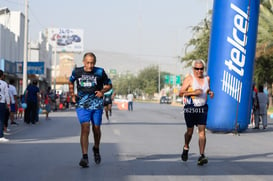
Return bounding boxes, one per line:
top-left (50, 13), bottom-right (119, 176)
top-left (22, 0), bottom-right (28, 94)
top-left (158, 65), bottom-right (160, 94)
top-left (54, 41), bottom-right (57, 91)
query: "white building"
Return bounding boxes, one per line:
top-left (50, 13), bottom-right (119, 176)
top-left (0, 7), bottom-right (52, 93)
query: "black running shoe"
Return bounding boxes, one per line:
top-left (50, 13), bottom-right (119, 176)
top-left (93, 146), bottom-right (101, 164)
top-left (197, 155), bottom-right (208, 166)
top-left (79, 158), bottom-right (89, 168)
top-left (181, 147), bottom-right (189, 161)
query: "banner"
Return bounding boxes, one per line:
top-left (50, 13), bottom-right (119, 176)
top-left (207, 0), bottom-right (260, 132)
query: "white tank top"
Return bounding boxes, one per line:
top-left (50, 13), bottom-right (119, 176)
top-left (191, 75), bottom-right (209, 106)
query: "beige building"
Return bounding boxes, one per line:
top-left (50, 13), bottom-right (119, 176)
top-left (52, 53), bottom-right (75, 92)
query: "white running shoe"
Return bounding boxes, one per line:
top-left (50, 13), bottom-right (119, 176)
top-left (0, 137), bottom-right (9, 142)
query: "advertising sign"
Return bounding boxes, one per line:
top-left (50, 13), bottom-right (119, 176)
top-left (206, 0), bottom-right (260, 132)
top-left (16, 61), bottom-right (44, 75)
top-left (47, 28), bottom-right (84, 53)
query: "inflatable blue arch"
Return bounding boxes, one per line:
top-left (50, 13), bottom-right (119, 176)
top-left (207, 0), bottom-right (260, 132)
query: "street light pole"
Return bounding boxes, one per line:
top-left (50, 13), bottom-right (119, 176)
top-left (22, 0), bottom-right (28, 94)
top-left (158, 65), bottom-right (160, 94)
top-left (53, 40), bottom-right (57, 91)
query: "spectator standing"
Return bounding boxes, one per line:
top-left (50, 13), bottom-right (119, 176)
top-left (0, 70), bottom-right (10, 142)
top-left (8, 79), bottom-right (18, 125)
top-left (24, 80), bottom-right (40, 124)
top-left (253, 85), bottom-right (269, 129)
top-left (127, 92), bottom-right (134, 111)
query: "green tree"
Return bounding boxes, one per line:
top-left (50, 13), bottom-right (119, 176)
top-left (254, 55), bottom-right (273, 85)
top-left (181, 11), bottom-right (212, 67)
top-left (255, 0), bottom-right (273, 88)
top-left (256, 0), bottom-right (273, 57)
top-left (137, 65), bottom-right (159, 97)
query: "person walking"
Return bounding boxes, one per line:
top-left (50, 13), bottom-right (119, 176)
top-left (179, 59), bottom-right (214, 166)
top-left (69, 52), bottom-right (112, 168)
top-left (0, 70), bottom-right (10, 142)
top-left (8, 79), bottom-right (18, 125)
top-left (253, 85), bottom-right (269, 129)
top-left (44, 87), bottom-right (52, 120)
top-left (24, 80), bottom-right (40, 124)
top-left (127, 92), bottom-right (134, 111)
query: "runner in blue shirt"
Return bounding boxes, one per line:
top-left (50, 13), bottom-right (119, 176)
top-left (69, 52), bottom-right (112, 168)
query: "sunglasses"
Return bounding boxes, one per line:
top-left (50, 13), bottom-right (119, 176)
top-left (193, 67), bottom-right (204, 71)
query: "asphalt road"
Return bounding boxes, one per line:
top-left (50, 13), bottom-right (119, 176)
top-left (1, 102), bottom-right (273, 181)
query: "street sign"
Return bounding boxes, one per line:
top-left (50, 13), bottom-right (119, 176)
top-left (164, 75), bottom-right (181, 85)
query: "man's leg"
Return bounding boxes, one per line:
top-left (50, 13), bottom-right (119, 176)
top-left (261, 114), bottom-right (267, 129)
top-left (92, 125), bottom-right (101, 149)
top-left (79, 122), bottom-right (90, 167)
top-left (76, 108), bottom-right (91, 168)
top-left (108, 104), bottom-right (112, 116)
top-left (254, 112), bottom-right (259, 128)
top-left (181, 127), bottom-right (193, 161)
top-left (198, 125), bottom-right (206, 155)
top-left (184, 127), bottom-right (193, 149)
top-left (10, 104), bottom-right (17, 125)
top-left (81, 123), bottom-right (90, 155)
top-left (104, 106), bottom-right (109, 120)
top-left (197, 124), bottom-right (208, 165)
top-left (92, 109), bottom-right (103, 164)
top-left (0, 104), bottom-right (5, 138)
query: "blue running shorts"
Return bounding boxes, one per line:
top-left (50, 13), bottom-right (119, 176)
top-left (76, 108), bottom-right (103, 125)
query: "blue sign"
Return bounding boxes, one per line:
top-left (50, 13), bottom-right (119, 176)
top-left (0, 59), bottom-right (16, 74)
top-left (207, 0), bottom-right (260, 132)
top-left (16, 61), bottom-right (45, 74)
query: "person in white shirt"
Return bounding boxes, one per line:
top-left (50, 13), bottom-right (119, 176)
top-left (0, 70), bottom-right (11, 142)
top-left (8, 79), bottom-right (18, 125)
top-left (127, 92), bottom-right (134, 111)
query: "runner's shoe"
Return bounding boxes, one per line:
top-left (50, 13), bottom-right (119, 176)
top-left (181, 147), bottom-right (189, 161)
top-left (93, 146), bottom-right (101, 164)
top-left (79, 158), bottom-right (89, 168)
top-left (197, 155), bottom-right (208, 166)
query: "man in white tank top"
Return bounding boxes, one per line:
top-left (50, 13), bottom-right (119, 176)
top-left (179, 59), bottom-right (214, 166)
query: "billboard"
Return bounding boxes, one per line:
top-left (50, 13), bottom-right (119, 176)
top-left (47, 28), bottom-right (84, 53)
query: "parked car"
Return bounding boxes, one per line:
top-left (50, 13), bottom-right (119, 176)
top-left (71, 34), bottom-right (81, 42)
top-left (160, 96), bottom-right (172, 104)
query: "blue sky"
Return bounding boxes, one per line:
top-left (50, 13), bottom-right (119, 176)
top-left (1, 0), bottom-right (213, 58)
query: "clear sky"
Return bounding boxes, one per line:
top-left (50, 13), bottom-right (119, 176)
top-left (1, 0), bottom-right (213, 57)
top-left (1, 0), bottom-right (213, 75)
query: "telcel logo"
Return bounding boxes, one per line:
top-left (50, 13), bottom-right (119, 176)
top-left (221, 3), bottom-right (249, 103)
top-left (225, 3), bottom-right (249, 77)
